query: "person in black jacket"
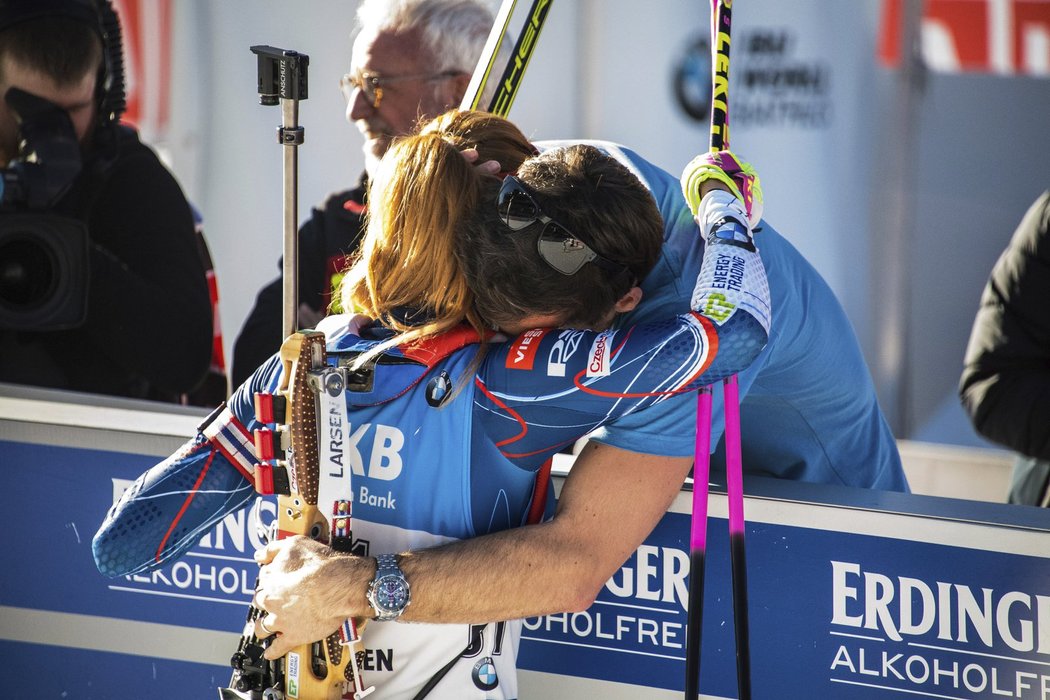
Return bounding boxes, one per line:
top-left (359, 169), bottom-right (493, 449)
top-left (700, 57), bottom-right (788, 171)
top-left (231, 0), bottom-right (503, 385)
top-left (960, 190), bottom-right (1050, 505)
top-left (0, 0), bottom-right (211, 402)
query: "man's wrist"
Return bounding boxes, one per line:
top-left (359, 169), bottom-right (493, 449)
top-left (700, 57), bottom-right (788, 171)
top-left (699, 179), bottom-right (729, 197)
top-left (326, 553), bottom-right (378, 620)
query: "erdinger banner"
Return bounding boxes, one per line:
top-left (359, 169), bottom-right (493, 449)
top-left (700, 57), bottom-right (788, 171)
top-left (2, 393), bottom-right (1049, 699)
top-left (518, 481), bottom-right (1050, 699)
top-left (0, 441), bottom-right (257, 634)
top-left (829, 560), bottom-right (1050, 696)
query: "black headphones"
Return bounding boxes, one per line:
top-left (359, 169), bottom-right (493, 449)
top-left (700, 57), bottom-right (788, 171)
top-left (0, 0), bottom-right (127, 129)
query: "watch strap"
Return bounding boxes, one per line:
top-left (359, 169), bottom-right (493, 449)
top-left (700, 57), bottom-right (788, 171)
top-left (375, 553), bottom-right (399, 577)
top-left (368, 553), bottom-right (409, 621)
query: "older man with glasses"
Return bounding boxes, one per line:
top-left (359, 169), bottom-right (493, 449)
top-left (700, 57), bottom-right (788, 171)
top-left (231, 0), bottom-right (502, 384)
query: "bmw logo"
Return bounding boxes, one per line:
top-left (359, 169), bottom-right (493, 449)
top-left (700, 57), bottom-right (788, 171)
top-left (472, 657), bottom-right (499, 691)
top-left (425, 370), bottom-right (453, 407)
top-left (673, 33), bottom-right (713, 123)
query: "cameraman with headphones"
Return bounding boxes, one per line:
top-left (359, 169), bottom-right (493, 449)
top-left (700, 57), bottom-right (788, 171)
top-left (0, 0), bottom-right (212, 403)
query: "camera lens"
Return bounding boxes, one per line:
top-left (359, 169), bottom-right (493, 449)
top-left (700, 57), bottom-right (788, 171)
top-left (0, 213), bottom-right (89, 330)
top-left (0, 234), bottom-right (58, 308)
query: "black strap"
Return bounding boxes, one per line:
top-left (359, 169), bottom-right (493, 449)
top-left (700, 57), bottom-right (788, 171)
top-left (411, 626), bottom-right (483, 700)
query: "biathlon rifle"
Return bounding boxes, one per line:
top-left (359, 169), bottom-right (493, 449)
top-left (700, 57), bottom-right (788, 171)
top-left (222, 1), bottom-right (557, 693)
top-left (221, 45), bottom-right (373, 700)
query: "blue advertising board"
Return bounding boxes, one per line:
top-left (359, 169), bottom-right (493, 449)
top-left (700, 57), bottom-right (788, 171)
top-left (518, 480), bottom-right (1050, 699)
top-left (2, 387), bottom-right (1049, 699)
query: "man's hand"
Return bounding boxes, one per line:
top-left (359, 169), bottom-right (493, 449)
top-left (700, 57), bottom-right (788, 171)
top-left (681, 150), bottom-right (763, 227)
top-left (253, 535), bottom-right (374, 660)
top-left (460, 147), bottom-right (501, 176)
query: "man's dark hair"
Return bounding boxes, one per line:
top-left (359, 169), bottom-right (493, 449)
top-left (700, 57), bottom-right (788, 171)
top-left (459, 144), bottom-right (664, 330)
top-left (0, 15), bottom-right (102, 86)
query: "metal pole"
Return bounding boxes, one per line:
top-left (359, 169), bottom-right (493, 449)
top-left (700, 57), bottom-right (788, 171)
top-left (281, 97), bottom-right (299, 340)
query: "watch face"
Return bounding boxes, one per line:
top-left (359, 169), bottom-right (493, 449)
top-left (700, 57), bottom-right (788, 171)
top-left (376, 576), bottom-right (409, 611)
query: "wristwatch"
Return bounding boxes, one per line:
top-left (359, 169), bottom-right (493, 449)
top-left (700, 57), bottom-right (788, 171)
top-left (366, 554), bottom-right (411, 621)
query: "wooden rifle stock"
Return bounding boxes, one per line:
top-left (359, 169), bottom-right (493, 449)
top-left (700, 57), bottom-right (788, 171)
top-left (224, 331), bottom-right (371, 700)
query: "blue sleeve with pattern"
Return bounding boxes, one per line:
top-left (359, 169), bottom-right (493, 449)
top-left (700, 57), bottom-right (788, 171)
top-left (92, 356), bottom-right (283, 577)
top-left (475, 306), bottom-right (766, 472)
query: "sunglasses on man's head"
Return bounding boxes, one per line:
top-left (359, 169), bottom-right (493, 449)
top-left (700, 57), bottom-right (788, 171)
top-left (496, 176), bottom-right (630, 278)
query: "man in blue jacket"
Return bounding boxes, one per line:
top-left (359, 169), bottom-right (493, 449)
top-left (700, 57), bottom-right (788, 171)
top-left (246, 133), bottom-right (907, 666)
